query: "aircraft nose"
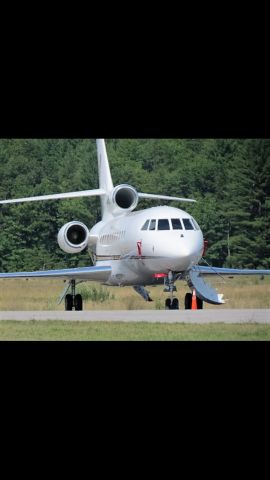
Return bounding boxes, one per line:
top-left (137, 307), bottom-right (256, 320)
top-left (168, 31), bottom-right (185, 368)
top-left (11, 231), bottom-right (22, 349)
top-left (180, 248), bottom-right (196, 269)
top-left (179, 237), bottom-right (203, 269)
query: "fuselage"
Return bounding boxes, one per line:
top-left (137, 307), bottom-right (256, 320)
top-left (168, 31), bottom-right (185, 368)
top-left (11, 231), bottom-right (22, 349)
top-left (89, 205), bottom-right (204, 286)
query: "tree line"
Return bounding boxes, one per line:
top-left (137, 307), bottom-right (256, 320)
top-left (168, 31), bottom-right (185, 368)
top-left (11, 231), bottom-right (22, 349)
top-left (0, 138), bottom-right (269, 271)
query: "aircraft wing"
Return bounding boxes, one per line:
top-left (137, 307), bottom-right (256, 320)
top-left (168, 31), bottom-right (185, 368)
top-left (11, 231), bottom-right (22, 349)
top-left (0, 189), bottom-right (106, 205)
top-left (0, 265), bottom-right (112, 282)
top-left (191, 266), bottom-right (270, 276)
top-left (186, 265), bottom-right (270, 305)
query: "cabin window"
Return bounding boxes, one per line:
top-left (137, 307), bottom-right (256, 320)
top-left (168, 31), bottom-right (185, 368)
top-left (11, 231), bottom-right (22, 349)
top-left (171, 218), bottom-right (183, 230)
top-left (158, 219), bottom-right (170, 230)
top-left (141, 220), bottom-right (150, 231)
top-left (149, 219), bottom-right (156, 231)
top-left (183, 218), bottom-right (194, 230)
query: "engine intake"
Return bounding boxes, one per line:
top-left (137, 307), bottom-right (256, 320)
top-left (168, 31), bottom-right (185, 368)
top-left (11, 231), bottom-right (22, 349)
top-left (110, 184), bottom-right (138, 214)
top-left (58, 221), bottom-right (89, 254)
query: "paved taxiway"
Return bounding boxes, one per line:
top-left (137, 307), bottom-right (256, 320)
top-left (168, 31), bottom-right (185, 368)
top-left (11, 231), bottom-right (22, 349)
top-left (0, 310), bottom-right (269, 323)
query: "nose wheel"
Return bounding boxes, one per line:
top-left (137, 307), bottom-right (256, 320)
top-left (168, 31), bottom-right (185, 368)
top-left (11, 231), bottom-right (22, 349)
top-left (165, 297), bottom-right (179, 310)
top-left (164, 271), bottom-right (179, 310)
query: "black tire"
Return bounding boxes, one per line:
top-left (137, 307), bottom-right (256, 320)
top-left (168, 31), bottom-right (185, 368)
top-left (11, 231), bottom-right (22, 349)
top-left (74, 294), bottom-right (83, 311)
top-left (172, 298), bottom-right (179, 310)
top-left (197, 297), bottom-right (203, 309)
top-left (65, 294), bottom-right (73, 311)
top-left (185, 293), bottom-right (192, 310)
top-left (165, 298), bottom-right (171, 310)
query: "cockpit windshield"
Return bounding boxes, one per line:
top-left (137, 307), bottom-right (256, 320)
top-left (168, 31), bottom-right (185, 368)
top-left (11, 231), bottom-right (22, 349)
top-left (158, 219), bottom-right (170, 230)
top-left (141, 220), bottom-right (150, 230)
top-left (171, 218), bottom-right (183, 230)
top-left (182, 218), bottom-right (194, 230)
top-left (141, 217), bottom-right (199, 232)
top-left (149, 219), bottom-right (156, 231)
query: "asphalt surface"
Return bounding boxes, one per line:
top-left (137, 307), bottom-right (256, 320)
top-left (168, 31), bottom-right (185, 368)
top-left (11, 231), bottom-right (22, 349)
top-left (0, 310), bottom-right (269, 323)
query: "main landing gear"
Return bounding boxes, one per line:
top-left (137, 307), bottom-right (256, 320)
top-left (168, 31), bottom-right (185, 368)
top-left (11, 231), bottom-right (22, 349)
top-left (64, 280), bottom-right (83, 311)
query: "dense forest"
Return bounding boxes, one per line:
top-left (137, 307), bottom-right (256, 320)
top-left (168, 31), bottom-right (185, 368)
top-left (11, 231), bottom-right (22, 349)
top-left (0, 139), bottom-right (269, 271)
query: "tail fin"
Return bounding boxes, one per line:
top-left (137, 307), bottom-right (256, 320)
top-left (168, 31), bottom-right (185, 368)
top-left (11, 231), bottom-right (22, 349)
top-left (96, 139), bottom-right (114, 193)
top-left (96, 139), bottom-right (114, 219)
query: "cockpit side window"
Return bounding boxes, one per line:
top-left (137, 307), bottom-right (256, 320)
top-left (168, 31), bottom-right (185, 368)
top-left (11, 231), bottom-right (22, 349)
top-left (183, 218), bottom-right (194, 230)
top-left (171, 218), bottom-right (183, 230)
top-left (141, 219), bottom-right (150, 230)
top-left (149, 219), bottom-right (156, 231)
top-left (191, 217), bottom-right (200, 230)
top-left (158, 219), bottom-right (170, 230)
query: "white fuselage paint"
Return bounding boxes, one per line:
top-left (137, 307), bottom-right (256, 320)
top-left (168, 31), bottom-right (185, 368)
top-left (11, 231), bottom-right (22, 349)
top-left (89, 205), bottom-right (204, 286)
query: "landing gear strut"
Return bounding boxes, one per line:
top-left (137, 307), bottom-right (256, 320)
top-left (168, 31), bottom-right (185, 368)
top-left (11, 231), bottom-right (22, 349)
top-left (65, 280), bottom-right (83, 311)
top-left (164, 271), bottom-right (179, 310)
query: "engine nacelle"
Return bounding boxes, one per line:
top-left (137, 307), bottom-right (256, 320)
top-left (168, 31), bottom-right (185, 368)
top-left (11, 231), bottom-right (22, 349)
top-left (57, 221), bottom-right (89, 254)
top-left (109, 184), bottom-right (138, 215)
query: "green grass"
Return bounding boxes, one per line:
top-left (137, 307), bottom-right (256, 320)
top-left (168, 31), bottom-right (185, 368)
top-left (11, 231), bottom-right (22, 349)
top-left (1, 276), bottom-right (270, 311)
top-left (0, 276), bottom-right (270, 340)
top-left (1, 320), bottom-right (270, 340)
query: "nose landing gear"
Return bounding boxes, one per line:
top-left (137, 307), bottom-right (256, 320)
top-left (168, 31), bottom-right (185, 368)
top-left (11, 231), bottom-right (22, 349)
top-left (163, 272), bottom-right (204, 310)
top-left (165, 297), bottom-right (179, 310)
top-left (164, 271), bottom-right (179, 310)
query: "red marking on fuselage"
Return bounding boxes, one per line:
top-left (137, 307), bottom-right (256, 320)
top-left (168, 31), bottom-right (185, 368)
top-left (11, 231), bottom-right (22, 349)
top-left (137, 241), bottom-right (142, 257)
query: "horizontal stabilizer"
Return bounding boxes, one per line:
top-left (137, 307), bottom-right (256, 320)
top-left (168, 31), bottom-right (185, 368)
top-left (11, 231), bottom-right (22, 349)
top-left (0, 265), bottom-right (112, 282)
top-left (0, 189), bottom-right (106, 205)
top-left (138, 193), bottom-right (196, 203)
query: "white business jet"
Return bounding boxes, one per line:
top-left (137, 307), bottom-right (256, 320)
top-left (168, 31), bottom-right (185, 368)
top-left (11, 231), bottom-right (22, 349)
top-left (0, 139), bottom-right (270, 310)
